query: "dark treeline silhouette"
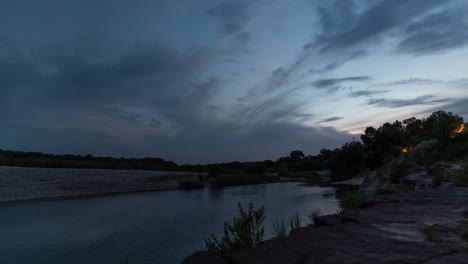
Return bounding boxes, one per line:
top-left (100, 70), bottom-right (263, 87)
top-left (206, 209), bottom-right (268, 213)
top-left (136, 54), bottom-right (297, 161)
top-left (0, 150), bottom-right (178, 171)
top-left (329, 110), bottom-right (467, 180)
top-left (1, 111), bottom-right (467, 183)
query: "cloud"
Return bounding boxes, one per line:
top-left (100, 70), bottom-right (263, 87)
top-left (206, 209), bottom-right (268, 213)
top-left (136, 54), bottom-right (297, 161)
top-left (206, 0), bottom-right (253, 43)
top-left (313, 76), bottom-right (371, 88)
top-left (377, 78), bottom-right (441, 87)
top-left (0, 37), bottom-right (353, 163)
top-left (397, 6), bottom-right (468, 54)
top-left (318, 116), bottom-right (344, 123)
top-left (348, 90), bottom-right (388, 98)
top-left (366, 95), bottom-right (449, 108)
top-left (312, 0), bottom-right (444, 53)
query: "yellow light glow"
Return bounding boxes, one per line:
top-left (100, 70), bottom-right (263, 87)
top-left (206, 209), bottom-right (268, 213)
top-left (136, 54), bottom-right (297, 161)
top-left (401, 148), bottom-right (409, 153)
top-left (455, 123), bottom-right (466, 134)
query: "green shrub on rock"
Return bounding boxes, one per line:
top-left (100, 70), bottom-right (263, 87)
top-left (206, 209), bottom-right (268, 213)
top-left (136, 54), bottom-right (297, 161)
top-left (205, 202), bottom-right (265, 257)
top-left (455, 163), bottom-right (468, 187)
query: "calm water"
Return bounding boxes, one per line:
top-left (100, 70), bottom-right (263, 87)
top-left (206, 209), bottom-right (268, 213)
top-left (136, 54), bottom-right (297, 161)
top-left (0, 182), bottom-right (338, 264)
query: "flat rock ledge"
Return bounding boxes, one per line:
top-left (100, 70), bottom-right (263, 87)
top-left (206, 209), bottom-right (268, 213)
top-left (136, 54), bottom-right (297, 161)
top-left (183, 188), bottom-right (468, 264)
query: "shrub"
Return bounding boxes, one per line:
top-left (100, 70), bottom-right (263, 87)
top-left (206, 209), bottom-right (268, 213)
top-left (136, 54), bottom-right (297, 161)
top-left (431, 171), bottom-right (443, 186)
top-left (419, 226), bottom-right (437, 242)
top-left (411, 139), bottom-right (441, 166)
top-left (272, 218), bottom-right (287, 238)
top-left (308, 209), bottom-right (321, 225)
top-left (205, 202), bottom-right (265, 257)
top-left (278, 163), bottom-right (289, 177)
top-left (454, 163), bottom-right (468, 187)
top-left (389, 158), bottom-right (410, 184)
top-left (338, 191), bottom-right (368, 210)
top-left (289, 213), bottom-right (301, 235)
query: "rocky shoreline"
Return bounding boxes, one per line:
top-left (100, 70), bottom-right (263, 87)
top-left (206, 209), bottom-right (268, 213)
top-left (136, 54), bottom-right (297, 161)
top-left (184, 188), bottom-right (468, 263)
top-left (183, 165), bottom-right (468, 264)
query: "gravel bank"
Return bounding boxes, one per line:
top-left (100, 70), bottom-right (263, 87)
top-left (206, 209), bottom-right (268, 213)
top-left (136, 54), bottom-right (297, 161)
top-left (0, 166), bottom-right (199, 203)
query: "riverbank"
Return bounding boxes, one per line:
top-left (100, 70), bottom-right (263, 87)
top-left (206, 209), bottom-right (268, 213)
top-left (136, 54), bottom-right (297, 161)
top-left (0, 166), bottom-right (200, 204)
top-left (0, 166), bottom-right (325, 205)
top-left (183, 186), bottom-right (468, 263)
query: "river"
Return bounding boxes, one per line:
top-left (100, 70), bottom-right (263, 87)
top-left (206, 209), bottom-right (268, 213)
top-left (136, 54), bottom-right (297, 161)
top-left (0, 182), bottom-right (339, 264)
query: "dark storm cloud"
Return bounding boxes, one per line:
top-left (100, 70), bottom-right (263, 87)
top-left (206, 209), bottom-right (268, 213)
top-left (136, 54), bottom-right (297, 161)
top-left (378, 78), bottom-right (441, 87)
top-left (318, 117), bottom-right (344, 123)
top-left (398, 6), bottom-right (468, 54)
top-left (313, 76), bottom-right (371, 88)
top-left (0, 37), bottom-right (353, 163)
top-left (313, 0), bottom-right (443, 53)
top-left (366, 95), bottom-right (449, 108)
top-left (348, 90), bottom-right (388, 98)
top-left (206, 0), bottom-right (252, 42)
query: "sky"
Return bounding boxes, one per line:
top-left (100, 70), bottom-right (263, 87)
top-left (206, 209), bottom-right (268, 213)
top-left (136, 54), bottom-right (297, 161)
top-left (1, 0), bottom-right (468, 164)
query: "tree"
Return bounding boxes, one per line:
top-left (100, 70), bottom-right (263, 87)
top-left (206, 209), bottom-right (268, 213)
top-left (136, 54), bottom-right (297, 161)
top-left (423, 110), bottom-right (463, 143)
top-left (289, 150), bottom-right (305, 161)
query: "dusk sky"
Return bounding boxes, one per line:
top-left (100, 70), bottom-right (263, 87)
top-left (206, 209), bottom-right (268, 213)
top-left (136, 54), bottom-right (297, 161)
top-left (1, 0), bottom-right (468, 164)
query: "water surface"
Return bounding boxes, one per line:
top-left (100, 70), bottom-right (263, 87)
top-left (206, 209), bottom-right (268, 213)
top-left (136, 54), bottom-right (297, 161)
top-left (0, 182), bottom-right (338, 264)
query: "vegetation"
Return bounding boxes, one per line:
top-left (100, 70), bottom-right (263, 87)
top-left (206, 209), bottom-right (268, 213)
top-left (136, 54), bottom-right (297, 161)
top-left (328, 110), bottom-right (467, 181)
top-left (1, 110), bottom-right (466, 187)
top-left (0, 149), bottom-right (178, 171)
top-left (308, 209), bottom-right (322, 225)
top-left (454, 163), bottom-right (468, 187)
top-left (337, 191), bottom-right (369, 210)
top-left (273, 218), bottom-right (287, 238)
top-left (337, 185), bottom-right (409, 210)
top-left (205, 202), bottom-right (265, 257)
top-left (289, 213), bottom-right (301, 234)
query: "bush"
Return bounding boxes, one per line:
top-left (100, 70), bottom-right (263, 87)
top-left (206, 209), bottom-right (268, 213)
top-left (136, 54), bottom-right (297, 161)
top-left (389, 159), bottom-right (410, 184)
top-left (454, 164), bottom-right (468, 187)
top-left (278, 163), bottom-right (288, 177)
top-left (308, 209), bottom-right (322, 225)
top-left (338, 191), bottom-right (368, 210)
top-left (205, 202), bottom-right (265, 257)
top-left (431, 171), bottom-right (443, 186)
top-left (273, 217), bottom-right (287, 238)
top-left (289, 213), bottom-right (301, 235)
top-left (411, 139), bottom-right (441, 166)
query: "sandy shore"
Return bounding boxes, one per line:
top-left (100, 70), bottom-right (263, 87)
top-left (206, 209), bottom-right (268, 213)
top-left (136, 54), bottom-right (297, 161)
top-left (0, 166), bottom-right (200, 204)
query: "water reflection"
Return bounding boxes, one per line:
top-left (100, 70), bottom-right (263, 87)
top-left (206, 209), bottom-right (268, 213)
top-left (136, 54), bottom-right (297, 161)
top-left (0, 182), bottom-right (338, 264)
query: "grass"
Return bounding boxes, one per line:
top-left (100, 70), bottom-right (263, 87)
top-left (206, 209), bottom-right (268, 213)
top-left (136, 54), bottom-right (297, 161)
top-left (338, 191), bottom-right (369, 210)
top-left (337, 185), bottom-right (409, 210)
top-left (432, 161), bottom-right (452, 168)
top-left (431, 171), bottom-right (443, 186)
top-left (289, 213), bottom-right (301, 234)
top-left (461, 228), bottom-right (468, 242)
top-left (272, 217), bottom-right (287, 238)
top-left (307, 209), bottom-right (322, 225)
top-left (419, 226), bottom-right (439, 242)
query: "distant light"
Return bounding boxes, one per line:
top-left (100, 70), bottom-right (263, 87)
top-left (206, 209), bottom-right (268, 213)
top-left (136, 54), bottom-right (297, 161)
top-left (455, 123), bottom-right (466, 134)
top-left (401, 147), bottom-right (410, 153)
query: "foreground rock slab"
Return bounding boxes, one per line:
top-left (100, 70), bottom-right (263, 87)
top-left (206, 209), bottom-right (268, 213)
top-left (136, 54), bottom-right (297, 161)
top-left (183, 188), bottom-right (468, 264)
